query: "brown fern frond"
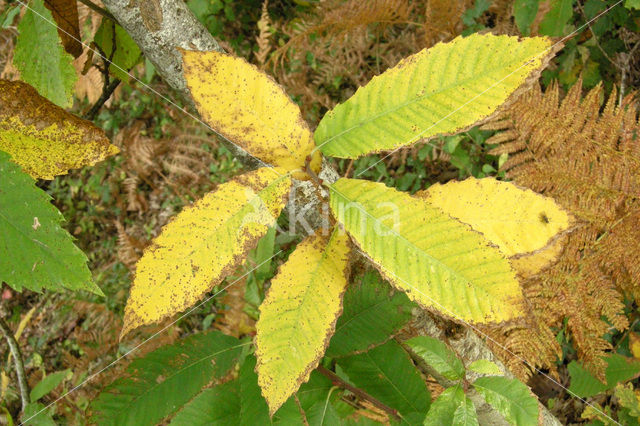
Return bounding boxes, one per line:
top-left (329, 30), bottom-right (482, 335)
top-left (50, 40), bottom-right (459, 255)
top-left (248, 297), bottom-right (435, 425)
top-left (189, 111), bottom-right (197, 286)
top-left (115, 221), bottom-right (145, 270)
top-left (122, 175), bottom-right (147, 212)
top-left (423, 0), bottom-right (473, 47)
top-left (214, 279), bottom-right (254, 338)
top-left (162, 159), bottom-right (200, 182)
top-left (481, 315), bottom-right (562, 380)
top-left (60, 301), bottom-right (124, 395)
top-left (482, 81), bottom-right (640, 379)
top-left (272, 0), bottom-right (411, 66)
top-left (255, 0), bottom-right (272, 68)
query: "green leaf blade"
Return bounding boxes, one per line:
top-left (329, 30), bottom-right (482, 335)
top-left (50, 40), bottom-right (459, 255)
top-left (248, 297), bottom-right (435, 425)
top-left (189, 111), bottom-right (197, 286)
top-left (605, 354), bottom-right (640, 385)
top-left (238, 355), bottom-right (273, 425)
top-left (467, 360), bottom-right (503, 376)
top-left (539, 0), bottom-right (574, 37)
top-left (424, 385), bottom-right (478, 426)
top-left (568, 354), bottom-right (640, 398)
top-left (314, 34), bottom-right (553, 159)
top-left (306, 398), bottom-right (341, 426)
top-left (94, 19), bottom-right (142, 82)
top-left (14, 0), bottom-right (77, 107)
top-left (169, 381), bottom-right (240, 426)
top-left (472, 376), bottom-right (538, 426)
top-left (514, 0), bottom-right (540, 36)
top-left (337, 340), bottom-right (431, 419)
top-left (406, 336), bottom-right (465, 381)
top-left (567, 360), bottom-right (607, 398)
top-left (88, 331), bottom-right (245, 426)
top-left (30, 370), bottom-right (70, 402)
top-left (0, 151), bottom-right (100, 294)
top-left (626, 0), bottom-right (640, 10)
top-left (326, 270), bottom-right (414, 358)
top-left (21, 402), bottom-right (56, 426)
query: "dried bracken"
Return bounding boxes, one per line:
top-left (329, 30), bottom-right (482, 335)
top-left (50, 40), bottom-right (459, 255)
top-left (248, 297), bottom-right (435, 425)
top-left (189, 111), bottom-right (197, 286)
top-left (73, 2), bottom-right (108, 105)
top-left (0, 1), bottom-right (17, 77)
top-left (481, 81), bottom-right (640, 379)
top-left (268, 0), bottom-right (420, 120)
top-left (254, 0), bottom-right (272, 68)
top-left (423, 0), bottom-right (473, 47)
top-left (114, 220), bottom-right (145, 269)
top-left (213, 278), bottom-right (254, 338)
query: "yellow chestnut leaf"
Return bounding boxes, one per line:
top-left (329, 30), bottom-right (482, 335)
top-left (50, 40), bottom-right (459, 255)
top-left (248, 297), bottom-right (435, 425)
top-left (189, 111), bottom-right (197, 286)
top-left (330, 178), bottom-right (525, 324)
top-left (181, 50), bottom-right (317, 173)
top-left (0, 80), bottom-right (119, 179)
top-left (121, 167), bottom-right (291, 337)
top-left (509, 236), bottom-right (567, 278)
top-left (419, 177), bottom-right (573, 275)
top-left (315, 34), bottom-right (555, 158)
top-left (255, 228), bottom-right (350, 414)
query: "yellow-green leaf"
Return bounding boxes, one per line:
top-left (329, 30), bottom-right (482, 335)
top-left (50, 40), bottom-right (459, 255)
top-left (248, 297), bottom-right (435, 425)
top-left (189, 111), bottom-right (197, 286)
top-left (122, 167), bottom-right (291, 337)
top-left (0, 80), bottom-right (119, 179)
top-left (315, 34), bottom-right (554, 158)
top-left (182, 50), bottom-right (317, 173)
top-left (255, 228), bottom-right (351, 414)
top-left (419, 177), bottom-right (573, 275)
top-left (329, 178), bottom-right (525, 324)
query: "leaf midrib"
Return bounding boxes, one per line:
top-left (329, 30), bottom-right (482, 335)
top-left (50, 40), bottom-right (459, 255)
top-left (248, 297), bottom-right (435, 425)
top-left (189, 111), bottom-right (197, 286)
top-left (274, 230), bottom-right (340, 347)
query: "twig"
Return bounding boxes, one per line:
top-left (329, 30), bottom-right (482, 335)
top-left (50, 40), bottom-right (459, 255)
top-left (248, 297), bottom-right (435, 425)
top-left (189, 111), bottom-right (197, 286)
top-left (84, 38), bottom-right (122, 121)
top-left (0, 316), bottom-right (30, 411)
top-left (577, 1), bottom-right (620, 69)
top-left (84, 78), bottom-right (121, 120)
top-left (344, 160), bottom-right (354, 178)
top-left (76, 0), bottom-right (116, 22)
top-left (316, 365), bottom-right (401, 421)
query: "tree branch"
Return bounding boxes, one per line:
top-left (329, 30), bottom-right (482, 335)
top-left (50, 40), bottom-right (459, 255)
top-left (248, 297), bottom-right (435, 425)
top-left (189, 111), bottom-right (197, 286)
top-left (84, 78), bottom-right (121, 120)
top-left (316, 365), bottom-right (401, 422)
top-left (76, 0), bottom-right (116, 22)
top-left (101, 0), bottom-right (219, 101)
top-left (0, 316), bottom-right (30, 411)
